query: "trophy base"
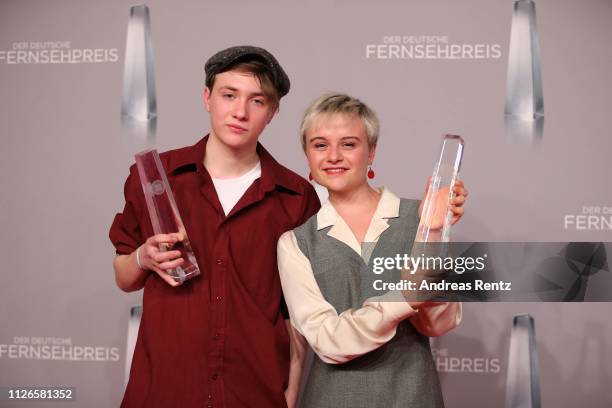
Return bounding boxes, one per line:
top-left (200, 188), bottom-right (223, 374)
top-left (169, 265), bottom-right (200, 284)
top-left (160, 239), bottom-right (201, 285)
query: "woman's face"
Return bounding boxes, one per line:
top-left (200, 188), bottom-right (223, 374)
top-left (305, 113), bottom-right (376, 195)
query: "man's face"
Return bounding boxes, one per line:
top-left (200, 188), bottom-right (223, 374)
top-left (204, 70), bottom-right (276, 151)
top-left (305, 113), bottom-right (376, 194)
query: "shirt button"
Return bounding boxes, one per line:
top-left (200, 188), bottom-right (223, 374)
top-left (212, 374), bottom-right (218, 380)
top-left (207, 404), bottom-right (213, 408)
top-left (216, 296), bottom-right (222, 301)
top-left (208, 394), bottom-right (212, 400)
top-left (216, 259), bottom-right (223, 265)
top-left (214, 333), bottom-right (220, 340)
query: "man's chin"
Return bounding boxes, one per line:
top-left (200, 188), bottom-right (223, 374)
top-left (217, 134), bottom-right (257, 151)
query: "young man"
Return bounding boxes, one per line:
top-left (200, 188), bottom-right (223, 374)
top-left (109, 46), bottom-right (320, 408)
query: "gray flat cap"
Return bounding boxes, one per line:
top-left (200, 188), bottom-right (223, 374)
top-left (204, 45), bottom-right (290, 97)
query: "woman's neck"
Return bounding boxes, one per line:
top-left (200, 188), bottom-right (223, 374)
top-left (329, 183), bottom-right (381, 243)
top-left (329, 183), bottom-right (379, 209)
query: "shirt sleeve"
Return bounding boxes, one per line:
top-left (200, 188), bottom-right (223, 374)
top-left (277, 230), bottom-right (417, 364)
top-left (409, 302), bottom-right (462, 337)
top-left (109, 165), bottom-right (145, 255)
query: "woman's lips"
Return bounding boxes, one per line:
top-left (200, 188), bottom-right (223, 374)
top-left (323, 168), bottom-right (348, 175)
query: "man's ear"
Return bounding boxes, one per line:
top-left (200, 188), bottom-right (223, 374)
top-left (266, 110), bottom-right (276, 124)
top-left (266, 105), bottom-right (278, 124)
top-left (203, 87), bottom-right (211, 112)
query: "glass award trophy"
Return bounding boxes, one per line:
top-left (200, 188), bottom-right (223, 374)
top-left (505, 0), bottom-right (544, 121)
top-left (406, 135), bottom-right (464, 302)
top-left (134, 149), bottom-right (200, 284)
top-left (415, 134), bottom-right (464, 244)
top-left (505, 314), bottom-right (541, 408)
top-left (121, 5), bottom-right (157, 123)
top-left (125, 305), bottom-right (142, 387)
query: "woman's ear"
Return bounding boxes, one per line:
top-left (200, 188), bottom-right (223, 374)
top-left (368, 144), bottom-right (377, 165)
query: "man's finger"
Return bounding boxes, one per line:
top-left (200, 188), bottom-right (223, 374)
top-left (151, 234), bottom-right (180, 245)
top-left (152, 266), bottom-right (180, 287)
top-left (153, 250), bottom-right (182, 263)
top-left (158, 257), bottom-right (185, 271)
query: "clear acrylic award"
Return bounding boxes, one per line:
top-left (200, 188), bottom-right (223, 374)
top-left (505, 0), bottom-right (544, 121)
top-left (406, 135), bottom-right (464, 302)
top-left (415, 134), bottom-right (464, 243)
top-left (134, 149), bottom-right (200, 284)
top-left (505, 314), bottom-right (541, 408)
top-left (121, 5), bottom-right (157, 122)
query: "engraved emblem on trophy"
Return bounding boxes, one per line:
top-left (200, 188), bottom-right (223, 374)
top-left (135, 150), bottom-right (200, 284)
top-left (121, 5), bottom-right (157, 140)
top-left (504, 0), bottom-right (544, 140)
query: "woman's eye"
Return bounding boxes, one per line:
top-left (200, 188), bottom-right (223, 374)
top-left (343, 142), bottom-right (356, 148)
top-left (314, 143), bottom-right (327, 149)
top-left (252, 99), bottom-right (265, 106)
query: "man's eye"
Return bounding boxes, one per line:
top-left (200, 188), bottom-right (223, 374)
top-left (252, 99), bottom-right (265, 106)
top-left (223, 93), bottom-right (235, 99)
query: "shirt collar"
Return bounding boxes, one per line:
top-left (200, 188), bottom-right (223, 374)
top-left (316, 186), bottom-right (400, 231)
top-left (316, 187), bottom-right (401, 254)
top-left (167, 134), bottom-right (303, 194)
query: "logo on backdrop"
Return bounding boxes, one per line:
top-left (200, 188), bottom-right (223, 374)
top-left (564, 206), bottom-right (612, 231)
top-left (0, 41), bottom-right (119, 65)
top-left (365, 35), bottom-right (502, 60)
top-left (432, 347), bottom-right (502, 374)
top-left (0, 336), bottom-right (120, 362)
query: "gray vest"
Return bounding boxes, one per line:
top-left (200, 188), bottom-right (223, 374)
top-left (294, 199), bottom-right (444, 408)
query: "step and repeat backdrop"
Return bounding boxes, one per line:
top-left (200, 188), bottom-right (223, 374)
top-left (1, 0), bottom-right (611, 406)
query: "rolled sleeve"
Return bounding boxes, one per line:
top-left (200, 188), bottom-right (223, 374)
top-left (109, 166), bottom-right (145, 255)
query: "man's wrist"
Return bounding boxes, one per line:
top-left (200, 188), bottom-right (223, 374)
top-left (135, 246), bottom-right (145, 270)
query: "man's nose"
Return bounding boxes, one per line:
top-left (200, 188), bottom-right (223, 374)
top-left (232, 98), bottom-right (248, 120)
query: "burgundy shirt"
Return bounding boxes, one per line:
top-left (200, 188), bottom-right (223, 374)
top-left (109, 136), bottom-right (320, 408)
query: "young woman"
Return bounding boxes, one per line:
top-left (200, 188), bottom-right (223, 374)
top-left (278, 93), bottom-right (467, 407)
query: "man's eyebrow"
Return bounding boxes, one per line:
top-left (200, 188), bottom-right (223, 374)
top-left (217, 86), bottom-right (266, 98)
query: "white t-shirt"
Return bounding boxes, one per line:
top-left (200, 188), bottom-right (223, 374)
top-left (211, 161), bottom-right (262, 215)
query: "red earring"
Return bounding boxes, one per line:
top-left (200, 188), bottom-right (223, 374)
top-left (367, 167), bottom-right (375, 179)
top-left (309, 172), bottom-right (313, 181)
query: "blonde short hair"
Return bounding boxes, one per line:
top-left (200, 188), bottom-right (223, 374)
top-left (299, 93), bottom-right (380, 151)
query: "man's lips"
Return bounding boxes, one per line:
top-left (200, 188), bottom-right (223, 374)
top-left (227, 124), bottom-right (247, 133)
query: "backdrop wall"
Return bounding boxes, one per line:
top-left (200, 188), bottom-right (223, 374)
top-left (1, 0), bottom-right (611, 406)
